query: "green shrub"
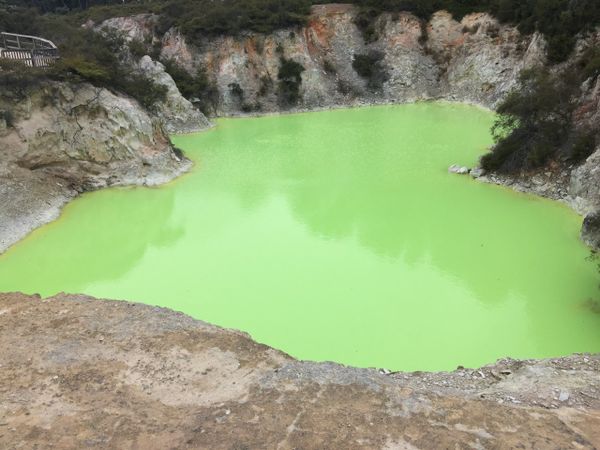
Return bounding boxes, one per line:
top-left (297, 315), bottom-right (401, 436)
top-left (128, 39), bottom-right (148, 60)
top-left (277, 57), bottom-right (304, 107)
top-left (162, 59), bottom-right (219, 115)
top-left (480, 66), bottom-right (595, 173)
top-left (162, 59), bottom-right (197, 98)
top-left (323, 59), bottom-right (337, 75)
top-left (488, 0), bottom-right (600, 63)
top-left (579, 47), bottom-right (600, 81)
top-left (228, 82), bottom-right (244, 102)
top-left (546, 34), bottom-right (575, 64)
top-left (56, 57), bottom-right (111, 83)
top-left (0, 60), bottom-right (48, 92)
top-left (160, 0), bottom-right (311, 42)
top-left (570, 132), bottom-right (597, 162)
top-left (352, 51), bottom-right (388, 91)
top-left (120, 74), bottom-right (168, 111)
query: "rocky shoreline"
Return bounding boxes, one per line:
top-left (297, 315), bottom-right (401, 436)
top-left (0, 80), bottom-right (200, 255)
top-left (0, 292), bottom-right (598, 449)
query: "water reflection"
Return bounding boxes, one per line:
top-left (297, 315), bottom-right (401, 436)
top-left (0, 186), bottom-right (182, 294)
top-left (180, 105), bottom-right (591, 308)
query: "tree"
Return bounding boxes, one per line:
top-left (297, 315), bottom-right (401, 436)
top-left (481, 68), bottom-right (580, 171)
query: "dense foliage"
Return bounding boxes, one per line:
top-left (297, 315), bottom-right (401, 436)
top-left (352, 51), bottom-right (389, 90)
top-left (481, 51), bottom-right (599, 173)
top-left (4, 0), bottom-right (599, 63)
top-left (158, 0), bottom-right (311, 38)
top-left (161, 59), bottom-right (218, 115)
top-left (488, 0), bottom-right (600, 63)
top-left (277, 57), bottom-right (305, 106)
top-left (0, 9), bottom-right (167, 109)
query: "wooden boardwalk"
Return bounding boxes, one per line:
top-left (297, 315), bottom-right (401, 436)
top-left (0, 32), bottom-right (59, 67)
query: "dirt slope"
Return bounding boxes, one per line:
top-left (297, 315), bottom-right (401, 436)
top-left (0, 292), bottom-right (598, 449)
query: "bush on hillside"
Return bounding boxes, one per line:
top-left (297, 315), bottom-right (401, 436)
top-left (158, 0), bottom-right (311, 40)
top-left (569, 132), bottom-right (598, 163)
top-left (161, 59), bottom-right (219, 115)
top-left (0, 10), bottom-right (167, 109)
top-left (480, 67), bottom-right (593, 172)
top-left (277, 57), bottom-right (304, 106)
top-left (352, 51), bottom-right (389, 91)
top-left (0, 60), bottom-right (49, 92)
top-left (579, 46), bottom-right (600, 81)
top-left (228, 82), bottom-right (244, 102)
top-left (488, 0), bottom-right (600, 63)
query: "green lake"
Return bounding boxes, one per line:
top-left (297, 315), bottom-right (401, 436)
top-left (1, 103), bottom-right (599, 371)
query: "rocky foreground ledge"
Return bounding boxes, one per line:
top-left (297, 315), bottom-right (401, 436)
top-left (0, 293), bottom-right (599, 449)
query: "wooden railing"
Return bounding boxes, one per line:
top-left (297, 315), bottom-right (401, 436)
top-left (0, 32), bottom-right (59, 68)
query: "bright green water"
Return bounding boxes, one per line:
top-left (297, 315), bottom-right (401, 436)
top-left (1, 103), bottom-right (599, 371)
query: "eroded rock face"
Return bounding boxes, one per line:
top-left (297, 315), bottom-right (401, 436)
top-left (104, 5), bottom-right (540, 115)
top-left (0, 81), bottom-right (191, 253)
top-left (95, 17), bottom-right (212, 134)
top-left (571, 146), bottom-right (600, 215)
top-left (4, 82), bottom-right (190, 188)
top-left (137, 56), bottom-right (212, 134)
top-left (100, 13), bottom-right (158, 43)
top-left (581, 210), bottom-right (600, 251)
top-left (0, 292), bottom-right (598, 449)
top-left (569, 71), bottom-right (600, 214)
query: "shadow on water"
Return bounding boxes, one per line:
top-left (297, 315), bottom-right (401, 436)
top-left (180, 105), bottom-right (594, 307)
top-left (0, 186), bottom-right (182, 295)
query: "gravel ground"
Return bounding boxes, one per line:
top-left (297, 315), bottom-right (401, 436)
top-left (0, 292), bottom-right (598, 449)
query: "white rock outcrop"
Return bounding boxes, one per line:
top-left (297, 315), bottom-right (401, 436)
top-left (0, 81), bottom-right (192, 253)
top-left (137, 56), bottom-right (212, 134)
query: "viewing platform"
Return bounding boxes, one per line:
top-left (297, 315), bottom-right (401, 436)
top-left (0, 32), bottom-right (59, 67)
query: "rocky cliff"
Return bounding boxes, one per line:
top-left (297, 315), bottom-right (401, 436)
top-left (103, 5), bottom-right (545, 114)
top-left (0, 81), bottom-right (194, 254)
top-left (137, 55), bottom-right (212, 134)
top-left (180, 6), bottom-right (542, 112)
